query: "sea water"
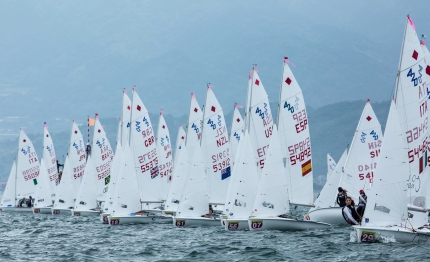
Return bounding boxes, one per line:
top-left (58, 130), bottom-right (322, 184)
top-left (0, 212), bottom-right (429, 261)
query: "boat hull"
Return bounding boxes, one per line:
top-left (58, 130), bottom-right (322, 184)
top-left (108, 215), bottom-right (172, 225)
top-left (51, 208), bottom-right (72, 216)
top-left (173, 217), bottom-right (221, 227)
top-left (0, 207), bottom-right (33, 212)
top-left (72, 210), bottom-right (101, 217)
top-left (32, 207), bottom-right (52, 214)
top-left (354, 226), bottom-right (430, 243)
top-left (307, 207), bottom-right (349, 225)
top-left (223, 219), bottom-right (249, 231)
top-left (248, 217), bottom-right (331, 231)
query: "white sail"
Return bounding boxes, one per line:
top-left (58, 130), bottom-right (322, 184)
top-left (42, 123), bottom-right (59, 198)
top-left (392, 16), bottom-right (430, 213)
top-left (327, 154), bottom-right (337, 180)
top-left (156, 113), bottom-right (174, 200)
top-left (53, 156), bottom-right (74, 209)
top-left (103, 141), bottom-right (123, 214)
top-left (111, 143), bottom-right (141, 216)
top-left (185, 93), bottom-right (203, 152)
top-left (173, 126), bottom-right (186, 169)
top-left (229, 105), bottom-right (244, 167)
top-left (338, 101), bottom-right (383, 201)
top-left (277, 61), bottom-right (313, 205)
top-left (311, 149), bottom-right (348, 210)
top-left (68, 121), bottom-right (87, 196)
top-left (92, 116), bottom-right (114, 201)
top-left (34, 159), bottom-right (53, 208)
top-left (176, 145), bottom-right (209, 217)
top-left (0, 161), bottom-right (17, 207)
top-left (248, 70), bottom-right (274, 170)
top-left (252, 125), bottom-right (289, 217)
top-left (362, 100), bottom-right (409, 227)
top-left (227, 131), bottom-right (260, 219)
top-left (200, 87), bottom-right (231, 204)
top-left (165, 144), bottom-right (190, 213)
top-left (121, 90), bottom-right (132, 146)
top-left (74, 155), bottom-right (98, 211)
top-left (130, 89), bottom-right (161, 202)
top-left (16, 129), bottom-right (40, 200)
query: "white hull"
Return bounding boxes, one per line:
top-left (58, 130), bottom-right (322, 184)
top-left (51, 208), bottom-right (72, 216)
top-left (173, 217), bottom-right (221, 227)
top-left (224, 219), bottom-right (249, 231)
top-left (248, 217), bottom-right (331, 231)
top-left (108, 215), bottom-right (172, 225)
top-left (307, 207), bottom-right (349, 225)
top-left (72, 210), bottom-right (101, 217)
top-left (0, 207), bottom-right (32, 212)
top-left (354, 226), bottom-right (430, 243)
top-left (33, 207), bottom-right (52, 214)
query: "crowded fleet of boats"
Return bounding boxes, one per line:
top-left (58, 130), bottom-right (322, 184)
top-left (2, 16), bottom-right (430, 243)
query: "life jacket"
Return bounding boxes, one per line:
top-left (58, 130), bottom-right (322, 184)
top-left (342, 206), bottom-right (358, 225)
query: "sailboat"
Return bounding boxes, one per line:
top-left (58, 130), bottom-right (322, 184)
top-left (165, 93), bottom-right (201, 215)
top-left (224, 131), bottom-right (260, 231)
top-left (73, 155), bottom-right (100, 216)
top-left (101, 90), bottom-right (131, 223)
top-left (354, 100), bottom-right (430, 242)
top-left (156, 111), bottom-right (174, 202)
top-left (248, 125), bottom-right (330, 230)
top-left (173, 143), bottom-right (216, 227)
top-left (353, 16), bottom-right (430, 242)
top-left (308, 100), bottom-right (383, 224)
top-left (0, 129), bottom-right (40, 212)
top-left (52, 121), bottom-right (86, 215)
top-left (33, 159), bottom-right (54, 214)
top-left (75, 115), bottom-right (113, 216)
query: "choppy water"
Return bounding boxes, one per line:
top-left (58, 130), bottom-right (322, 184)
top-left (1, 213), bottom-right (430, 261)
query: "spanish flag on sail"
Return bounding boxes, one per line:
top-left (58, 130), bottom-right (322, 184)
top-left (419, 150), bottom-right (428, 174)
top-left (301, 159), bottom-right (312, 177)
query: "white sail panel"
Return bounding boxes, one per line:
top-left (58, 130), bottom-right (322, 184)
top-left (42, 123), bottom-right (59, 198)
top-left (229, 106), bottom-right (244, 167)
top-left (201, 88), bottom-right (231, 204)
top-left (34, 159), bottom-right (53, 208)
top-left (339, 101), bottom-right (383, 202)
top-left (16, 129), bottom-right (40, 199)
top-left (362, 101), bottom-right (409, 227)
top-left (92, 116), bottom-right (114, 201)
top-left (1, 161), bottom-right (17, 207)
top-left (252, 126), bottom-right (289, 217)
top-left (327, 153), bottom-right (337, 180)
top-left (121, 90), bottom-right (132, 146)
top-left (156, 113), bottom-right (174, 200)
top-left (277, 62), bottom-right (313, 205)
top-left (185, 93), bottom-right (203, 152)
top-left (130, 89), bottom-right (161, 202)
top-left (53, 157), bottom-right (74, 209)
top-left (74, 155), bottom-right (98, 211)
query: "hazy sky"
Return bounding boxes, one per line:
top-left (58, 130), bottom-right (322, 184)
top-left (0, 1), bottom-right (429, 135)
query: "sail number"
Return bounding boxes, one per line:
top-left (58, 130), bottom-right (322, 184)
top-left (288, 137), bottom-right (311, 165)
top-left (359, 172), bottom-right (373, 183)
top-left (407, 139), bottom-right (428, 163)
top-left (250, 220), bottom-right (263, 229)
top-left (360, 231), bottom-right (376, 242)
top-left (405, 117), bottom-right (428, 144)
top-left (293, 109), bottom-right (308, 134)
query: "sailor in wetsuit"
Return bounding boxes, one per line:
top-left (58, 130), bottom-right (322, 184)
top-left (336, 187), bottom-right (347, 207)
top-left (342, 196), bottom-right (360, 225)
top-left (356, 189), bottom-right (367, 218)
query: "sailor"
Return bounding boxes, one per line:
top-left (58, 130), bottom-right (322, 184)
top-left (17, 197), bottom-right (26, 208)
top-left (342, 196), bottom-right (359, 225)
top-left (26, 196), bottom-right (33, 207)
top-left (356, 189), bottom-right (367, 217)
top-left (336, 187), bottom-right (347, 207)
